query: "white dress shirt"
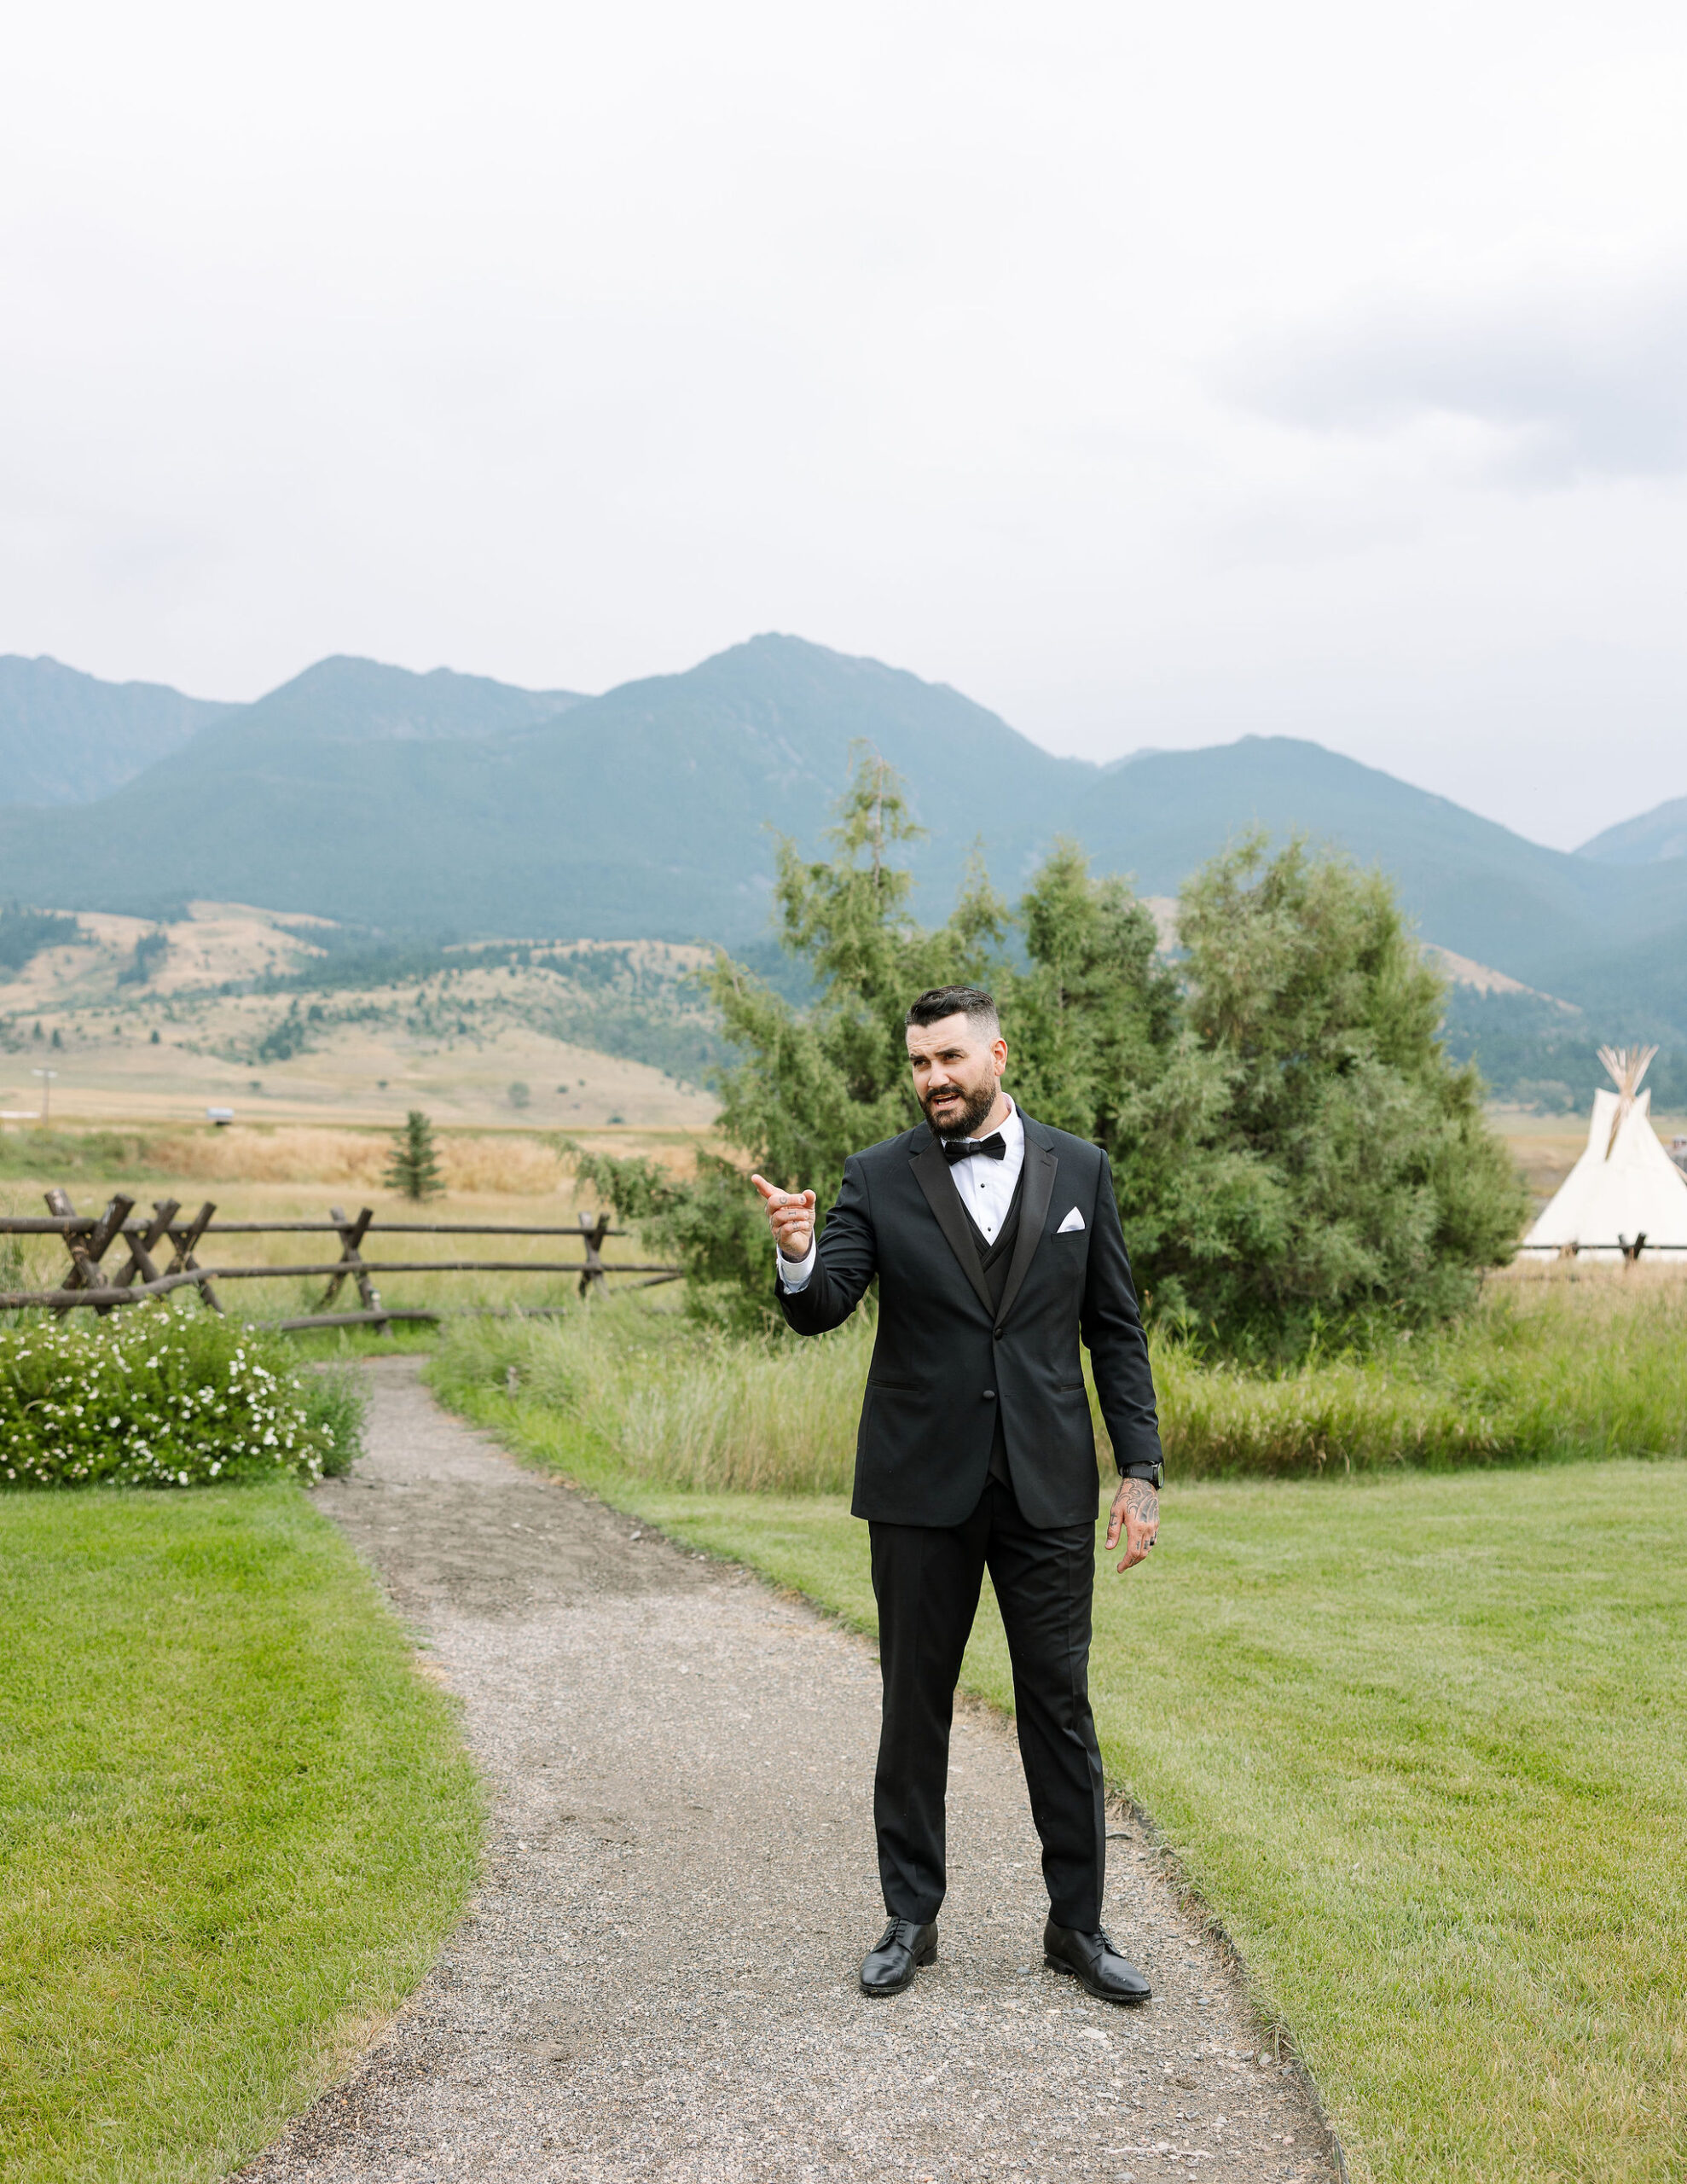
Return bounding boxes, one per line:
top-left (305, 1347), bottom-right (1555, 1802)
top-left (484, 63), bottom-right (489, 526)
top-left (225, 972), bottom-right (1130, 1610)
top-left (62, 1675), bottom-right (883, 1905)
top-left (777, 1096), bottom-right (1024, 1292)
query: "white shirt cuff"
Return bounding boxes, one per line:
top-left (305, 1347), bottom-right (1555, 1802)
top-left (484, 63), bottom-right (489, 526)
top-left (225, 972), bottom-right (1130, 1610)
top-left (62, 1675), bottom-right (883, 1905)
top-left (776, 1240), bottom-right (817, 1291)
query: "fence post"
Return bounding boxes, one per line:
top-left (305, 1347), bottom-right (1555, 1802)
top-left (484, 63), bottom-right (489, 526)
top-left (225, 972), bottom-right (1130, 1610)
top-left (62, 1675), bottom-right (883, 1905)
top-left (44, 1189), bottom-right (136, 1316)
top-left (324, 1206), bottom-right (389, 1334)
top-left (164, 1201), bottom-right (223, 1312)
top-left (578, 1211), bottom-right (611, 1298)
top-left (110, 1199), bottom-right (180, 1299)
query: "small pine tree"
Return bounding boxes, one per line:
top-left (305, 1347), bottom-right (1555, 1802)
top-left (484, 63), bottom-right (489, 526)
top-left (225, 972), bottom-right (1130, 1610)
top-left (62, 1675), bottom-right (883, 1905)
top-left (386, 1109), bottom-right (444, 1200)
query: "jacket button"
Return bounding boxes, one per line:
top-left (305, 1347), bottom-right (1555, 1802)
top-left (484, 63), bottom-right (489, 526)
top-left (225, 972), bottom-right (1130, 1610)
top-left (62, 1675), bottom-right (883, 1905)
top-left (983, 1389), bottom-right (996, 1401)
top-left (994, 1326), bottom-right (1005, 1339)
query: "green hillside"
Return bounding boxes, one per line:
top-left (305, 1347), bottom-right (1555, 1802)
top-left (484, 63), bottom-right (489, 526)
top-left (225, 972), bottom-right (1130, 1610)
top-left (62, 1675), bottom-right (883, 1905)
top-left (3, 635), bottom-right (1685, 1046)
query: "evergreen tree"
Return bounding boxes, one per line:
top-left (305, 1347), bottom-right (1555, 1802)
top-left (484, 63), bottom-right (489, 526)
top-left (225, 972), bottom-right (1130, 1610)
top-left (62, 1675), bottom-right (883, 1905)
top-left (1000, 844), bottom-right (1275, 1321)
top-left (577, 762), bottom-right (1528, 1350)
top-left (577, 748), bottom-right (1000, 1326)
top-left (385, 1109), bottom-right (444, 1201)
top-left (1166, 833), bottom-right (1528, 1345)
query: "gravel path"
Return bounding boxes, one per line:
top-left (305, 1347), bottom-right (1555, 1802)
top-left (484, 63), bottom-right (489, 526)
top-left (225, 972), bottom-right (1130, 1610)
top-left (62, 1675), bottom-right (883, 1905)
top-left (243, 1357), bottom-right (1341, 2184)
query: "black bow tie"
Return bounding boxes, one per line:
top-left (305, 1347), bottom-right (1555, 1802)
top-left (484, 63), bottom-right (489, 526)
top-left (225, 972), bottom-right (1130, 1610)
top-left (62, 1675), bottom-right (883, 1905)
top-left (943, 1131), bottom-right (1006, 1164)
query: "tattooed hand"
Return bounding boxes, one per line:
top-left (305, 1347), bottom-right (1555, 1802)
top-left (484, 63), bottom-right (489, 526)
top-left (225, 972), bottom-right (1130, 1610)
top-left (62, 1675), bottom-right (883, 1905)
top-left (1105, 1474), bottom-right (1160, 1573)
top-left (750, 1173), bottom-right (817, 1262)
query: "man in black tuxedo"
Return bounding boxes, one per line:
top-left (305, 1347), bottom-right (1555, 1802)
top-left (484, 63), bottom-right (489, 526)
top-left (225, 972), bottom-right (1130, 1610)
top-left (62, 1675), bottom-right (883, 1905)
top-left (751, 985), bottom-right (1163, 2005)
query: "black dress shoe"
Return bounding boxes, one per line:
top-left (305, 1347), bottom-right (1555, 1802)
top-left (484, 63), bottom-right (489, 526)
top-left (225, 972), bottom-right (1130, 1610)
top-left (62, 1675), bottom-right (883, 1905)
top-left (860, 1917), bottom-right (938, 1995)
top-left (1043, 1919), bottom-right (1151, 2003)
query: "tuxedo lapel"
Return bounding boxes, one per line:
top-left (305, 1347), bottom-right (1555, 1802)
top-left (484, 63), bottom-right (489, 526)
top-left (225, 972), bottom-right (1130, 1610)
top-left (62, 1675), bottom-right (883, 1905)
top-left (909, 1129), bottom-right (995, 1317)
top-left (994, 1123), bottom-right (1057, 1329)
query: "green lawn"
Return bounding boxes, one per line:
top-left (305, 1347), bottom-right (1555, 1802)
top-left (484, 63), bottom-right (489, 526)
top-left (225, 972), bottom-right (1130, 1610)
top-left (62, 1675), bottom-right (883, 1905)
top-left (0, 1483), bottom-right (482, 2184)
top-left (445, 1380), bottom-right (1687, 2184)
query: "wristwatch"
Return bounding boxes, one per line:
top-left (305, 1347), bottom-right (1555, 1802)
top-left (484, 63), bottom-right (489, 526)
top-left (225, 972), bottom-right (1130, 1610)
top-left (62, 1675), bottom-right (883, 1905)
top-left (1121, 1461), bottom-right (1163, 1490)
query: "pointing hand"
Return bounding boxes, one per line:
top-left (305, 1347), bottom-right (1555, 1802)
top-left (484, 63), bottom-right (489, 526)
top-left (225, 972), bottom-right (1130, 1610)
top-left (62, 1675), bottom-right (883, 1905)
top-left (751, 1173), bottom-right (816, 1262)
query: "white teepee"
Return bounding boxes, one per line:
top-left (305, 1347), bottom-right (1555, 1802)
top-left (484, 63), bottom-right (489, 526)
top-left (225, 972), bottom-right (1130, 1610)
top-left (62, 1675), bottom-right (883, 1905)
top-left (1521, 1046), bottom-right (1687, 1261)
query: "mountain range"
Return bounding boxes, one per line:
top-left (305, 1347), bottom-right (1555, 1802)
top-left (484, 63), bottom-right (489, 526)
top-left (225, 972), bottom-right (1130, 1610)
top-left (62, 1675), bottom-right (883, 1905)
top-left (1578, 796), bottom-right (1687, 867)
top-left (2, 638), bottom-right (1685, 1050)
top-left (0, 655), bottom-right (234, 804)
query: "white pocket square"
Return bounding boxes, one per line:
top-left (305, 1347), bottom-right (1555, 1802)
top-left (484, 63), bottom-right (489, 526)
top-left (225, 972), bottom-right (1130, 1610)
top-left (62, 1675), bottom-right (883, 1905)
top-left (1056, 1206), bottom-right (1085, 1234)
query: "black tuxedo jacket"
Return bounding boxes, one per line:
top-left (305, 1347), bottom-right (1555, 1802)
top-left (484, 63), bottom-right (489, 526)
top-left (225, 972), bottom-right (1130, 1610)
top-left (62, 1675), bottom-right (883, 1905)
top-left (778, 1112), bottom-right (1163, 1530)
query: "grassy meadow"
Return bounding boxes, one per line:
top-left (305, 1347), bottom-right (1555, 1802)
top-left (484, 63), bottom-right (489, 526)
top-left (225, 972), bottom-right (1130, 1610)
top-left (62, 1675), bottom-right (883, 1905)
top-left (0, 1482), bottom-right (482, 2184)
top-left (7, 1118), bottom-right (1687, 2179)
top-left (433, 1282), bottom-right (1687, 2184)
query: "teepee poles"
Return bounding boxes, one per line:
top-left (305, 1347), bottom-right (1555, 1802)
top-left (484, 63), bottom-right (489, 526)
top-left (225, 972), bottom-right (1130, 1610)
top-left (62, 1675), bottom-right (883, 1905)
top-left (1597, 1045), bottom-right (1659, 1160)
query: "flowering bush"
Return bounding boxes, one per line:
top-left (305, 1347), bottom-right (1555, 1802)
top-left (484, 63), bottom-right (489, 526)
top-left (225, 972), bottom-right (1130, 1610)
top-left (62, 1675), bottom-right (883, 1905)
top-left (0, 1304), bottom-right (362, 1488)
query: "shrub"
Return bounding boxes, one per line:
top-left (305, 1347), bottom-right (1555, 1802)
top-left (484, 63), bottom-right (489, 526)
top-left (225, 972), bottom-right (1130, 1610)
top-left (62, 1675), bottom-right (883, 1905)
top-left (0, 1306), bottom-right (362, 1488)
top-left (304, 1361), bottom-right (368, 1478)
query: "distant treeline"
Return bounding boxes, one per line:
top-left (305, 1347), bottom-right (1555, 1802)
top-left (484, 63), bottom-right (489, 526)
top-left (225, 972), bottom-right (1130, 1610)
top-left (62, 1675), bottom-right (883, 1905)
top-left (240, 925), bottom-right (809, 1001)
top-left (115, 927), bottom-right (170, 986)
top-left (0, 903), bottom-right (81, 973)
top-left (1441, 985), bottom-right (1687, 1112)
top-left (246, 926), bottom-right (461, 996)
top-left (244, 926), bottom-right (666, 996)
top-left (242, 926), bottom-right (734, 1088)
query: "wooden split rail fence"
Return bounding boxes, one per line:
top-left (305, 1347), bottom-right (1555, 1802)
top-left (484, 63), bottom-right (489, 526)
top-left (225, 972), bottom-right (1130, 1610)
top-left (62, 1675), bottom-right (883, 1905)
top-left (0, 1192), bottom-right (681, 1332)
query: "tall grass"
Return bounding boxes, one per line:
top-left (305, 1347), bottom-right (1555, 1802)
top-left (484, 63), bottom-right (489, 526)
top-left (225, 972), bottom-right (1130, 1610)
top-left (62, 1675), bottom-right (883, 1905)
top-left (432, 1276), bottom-right (1687, 1489)
top-left (1161, 1278), bottom-right (1687, 1477)
top-left (432, 1304), bottom-right (872, 1493)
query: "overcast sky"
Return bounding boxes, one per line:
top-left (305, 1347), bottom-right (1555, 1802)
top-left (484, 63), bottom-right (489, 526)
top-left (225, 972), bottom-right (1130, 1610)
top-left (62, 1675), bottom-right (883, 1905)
top-left (4, 0), bottom-right (1686, 847)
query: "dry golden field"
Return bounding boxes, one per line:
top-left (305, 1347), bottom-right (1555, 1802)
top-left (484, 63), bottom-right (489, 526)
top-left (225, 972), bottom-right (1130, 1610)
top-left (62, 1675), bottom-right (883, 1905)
top-left (1493, 1116), bottom-right (1588, 1206)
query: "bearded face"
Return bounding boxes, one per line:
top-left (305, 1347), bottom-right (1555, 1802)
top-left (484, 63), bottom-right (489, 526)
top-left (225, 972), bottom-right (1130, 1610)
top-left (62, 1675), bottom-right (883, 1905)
top-left (905, 1011), bottom-right (1006, 1140)
top-left (919, 1072), bottom-right (999, 1140)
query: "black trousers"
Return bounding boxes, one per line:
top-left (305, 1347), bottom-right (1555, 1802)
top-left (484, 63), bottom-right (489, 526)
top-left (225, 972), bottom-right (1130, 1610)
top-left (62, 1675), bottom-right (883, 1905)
top-left (868, 1476), bottom-right (1106, 1931)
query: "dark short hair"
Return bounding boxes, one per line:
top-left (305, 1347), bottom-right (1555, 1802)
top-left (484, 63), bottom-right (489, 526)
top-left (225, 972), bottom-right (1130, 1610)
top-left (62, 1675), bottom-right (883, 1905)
top-left (905, 985), bottom-right (1000, 1038)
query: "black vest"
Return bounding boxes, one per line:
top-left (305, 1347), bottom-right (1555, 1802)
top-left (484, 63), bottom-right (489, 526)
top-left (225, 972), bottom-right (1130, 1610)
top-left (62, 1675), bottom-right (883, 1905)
top-left (965, 1166), bottom-right (1026, 1493)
